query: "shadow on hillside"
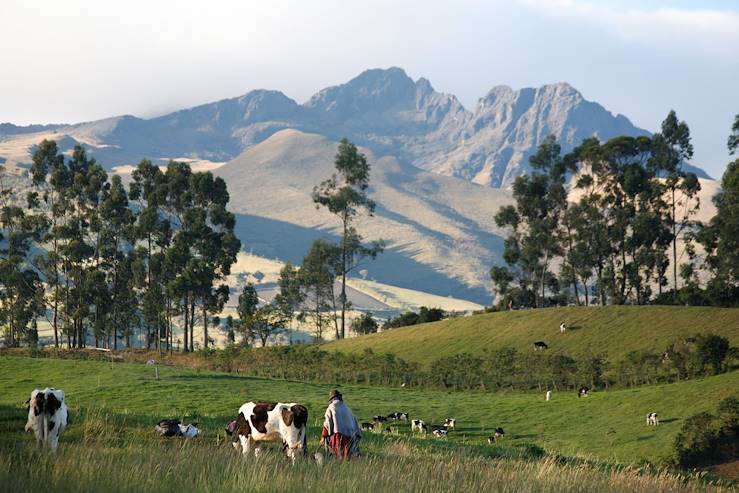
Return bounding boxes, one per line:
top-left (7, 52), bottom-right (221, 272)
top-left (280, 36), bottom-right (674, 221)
top-left (233, 213), bottom-right (492, 304)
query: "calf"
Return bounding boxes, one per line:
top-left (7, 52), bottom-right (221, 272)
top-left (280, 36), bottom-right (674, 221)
top-left (155, 419), bottom-right (201, 438)
top-left (559, 322), bottom-right (567, 333)
top-left (360, 422), bottom-right (375, 432)
top-left (646, 412), bottom-right (659, 426)
top-left (24, 388), bottom-right (68, 452)
top-left (411, 419), bottom-right (426, 433)
top-left (443, 418), bottom-right (456, 430)
top-left (578, 387), bottom-right (589, 398)
top-left (432, 428), bottom-right (448, 438)
top-left (533, 341), bottom-right (548, 350)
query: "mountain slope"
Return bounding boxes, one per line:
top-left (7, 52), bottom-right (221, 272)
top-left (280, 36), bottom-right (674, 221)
top-left (216, 129), bottom-right (511, 303)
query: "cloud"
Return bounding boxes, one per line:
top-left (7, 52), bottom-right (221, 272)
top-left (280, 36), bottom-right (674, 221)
top-left (517, 0), bottom-right (739, 60)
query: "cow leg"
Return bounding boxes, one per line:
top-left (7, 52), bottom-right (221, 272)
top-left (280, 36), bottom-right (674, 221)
top-left (253, 443), bottom-right (262, 458)
top-left (239, 435), bottom-right (251, 457)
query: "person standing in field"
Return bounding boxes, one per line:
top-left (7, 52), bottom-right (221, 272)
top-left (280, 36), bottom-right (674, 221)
top-left (320, 389), bottom-right (361, 459)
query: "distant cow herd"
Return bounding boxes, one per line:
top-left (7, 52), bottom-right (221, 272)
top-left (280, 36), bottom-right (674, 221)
top-left (21, 319), bottom-right (661, 457)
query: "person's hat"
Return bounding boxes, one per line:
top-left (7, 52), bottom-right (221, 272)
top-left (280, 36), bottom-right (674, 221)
top-left (329, 389), bottom-right (342, 401)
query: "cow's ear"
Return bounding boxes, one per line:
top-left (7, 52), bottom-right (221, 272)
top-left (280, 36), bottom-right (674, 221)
top-left (281, 408), bottom-right (294, 426)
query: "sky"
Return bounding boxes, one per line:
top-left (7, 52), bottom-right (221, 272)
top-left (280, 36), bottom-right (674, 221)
top-left (1, 0), bottom-right (737, 178)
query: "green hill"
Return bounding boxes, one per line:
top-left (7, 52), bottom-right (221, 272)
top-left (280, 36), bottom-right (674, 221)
top-left (325, 306), bottom-right (739, 366)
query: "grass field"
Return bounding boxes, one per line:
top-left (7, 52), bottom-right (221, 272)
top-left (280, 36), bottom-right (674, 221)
top-left (325, 306), bottom-right (739, 366)
top-left (1, 356), bottom-right (737, 466)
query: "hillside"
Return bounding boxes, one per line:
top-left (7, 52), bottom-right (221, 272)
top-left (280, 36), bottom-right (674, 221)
top-left (216, 129), bottom-right (511, 302)
top-left (325, 306), bottom-right (739, 366)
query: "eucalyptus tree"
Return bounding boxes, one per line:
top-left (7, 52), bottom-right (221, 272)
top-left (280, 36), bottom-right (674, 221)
top-left (29, 140), bottom-right (68, 346)
top-left (312, 139), bottom-right (383, 338)
top-left (99, 175), bottom-right (136, 348)
top-left (698, 115), bottom-right (739, 305)
top-left (299, 239), bottom-right (341, 340)
top-left (237, 282), bottom-right (259, 346)
top-left (274, 262), bottom-right (304, 344)
top-left (652, 111), bottom-right (700, 299)
top-left (0, 171), bottom-right (45, 346)
top-left (492, 135), bottom-right (574, 307)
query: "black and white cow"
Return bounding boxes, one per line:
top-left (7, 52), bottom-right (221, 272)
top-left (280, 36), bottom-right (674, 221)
top-left (559, 322), bottom-right (567, 333)
top-left (411, 419), bottom-right (426, 433)
top-left (24, 388), bottom-right (68, 451)
top-left (443, 418), bottom-right (456, 430)
top-left (578, 386), bottom-right (590, 398)
top-left (373, 415), bottom-right (388, 423)
top-left (533, 341), bottom-right (548, 350)
top-left (646, 412), bottom-right (659, 426)
top-left (488, 427), bottom-right (505, 443)
top-left (155, 419), bottom-right (201, 438)
top-left (360, 422), bottom-right (375, 431)
top-left (234, 401), bottom-right (308, 460)
top-left (387, 412), bottom-right (409, 421)
top-left (432, 428), bottom-right (448, 438)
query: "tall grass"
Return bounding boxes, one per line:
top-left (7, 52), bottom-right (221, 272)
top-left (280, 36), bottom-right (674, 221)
top-left (0, 435), bottom-right (733, 493)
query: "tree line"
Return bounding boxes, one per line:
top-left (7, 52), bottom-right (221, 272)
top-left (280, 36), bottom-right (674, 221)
top-left (0, 137), bottom-right (382, 348)
top-left (491, 112), bottom-right (739, 308)
top-left (0, 141), bottom-right (240, 349)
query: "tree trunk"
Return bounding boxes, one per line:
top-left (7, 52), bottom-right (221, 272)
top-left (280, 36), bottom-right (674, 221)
top-left (203, 304), bottom-right (208, 349)
top-left (672, 188), bottom-right (678, 300)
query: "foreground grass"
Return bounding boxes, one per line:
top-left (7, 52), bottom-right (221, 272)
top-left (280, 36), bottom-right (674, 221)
top-left (325, 306), bottom-right (739, 366)
top-left (1, 436), bottom-right (731, 493)
top-left (1, 356), bottom-right (737, 468)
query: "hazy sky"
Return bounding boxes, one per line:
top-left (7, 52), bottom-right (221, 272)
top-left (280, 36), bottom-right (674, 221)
top-left (1, 0), bottom-right (738, 178)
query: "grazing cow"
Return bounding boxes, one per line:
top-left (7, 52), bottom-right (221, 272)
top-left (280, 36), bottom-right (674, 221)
top-left (432, 428), bottom-right (448, 438)
top-left (383, 426), bottom-right (398, 434)
top-left (443, 418), bottom-right (456, 430)
top-left (24, 388), bottom-right (68, 451)
top-left (559, 322), bottom-right (567, 333)
top-left (533, 341), bottom-right (548, 350)
top-left (546, 390), bottom-right (552, 401)
top-left (387, 412), bottom-right (409, 421)
top-left (578, 386), bottom-right (589, 398)
top-left (373, 415), bottom-right (388, 423)
top-left (234, 401), bottom-right (308, 460)
top-left (646, 412), bottom-right (659, 426)
top-left (488, 428), bottom-right (505, 443)
top-left (411, 419), bottom-right (426, 432)
top-left (360, 422), bottom-right (375, 432)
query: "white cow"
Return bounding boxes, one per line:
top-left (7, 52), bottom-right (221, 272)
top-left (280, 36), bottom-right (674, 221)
top-left (234, 401), bottom-right (308, 460)
top-left (24, 388), bottom-right (68, 451)
top-left (546, 390), bottom-right (552, 401)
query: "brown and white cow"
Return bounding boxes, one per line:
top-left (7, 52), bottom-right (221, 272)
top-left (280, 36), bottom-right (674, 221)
top-left (234, 401), bottom-right (308, 460)
top-left (24, 388), bottom-right (68, 451)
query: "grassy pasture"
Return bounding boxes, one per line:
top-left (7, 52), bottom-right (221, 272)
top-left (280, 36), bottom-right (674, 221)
top-left (324, 306), bottom-right (739, 366)
top-left (0, 356), bottom-right (737, 470)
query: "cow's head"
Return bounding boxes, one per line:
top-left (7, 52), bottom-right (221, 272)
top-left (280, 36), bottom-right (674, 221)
top-left (280, 405), bottom-right (308, 458)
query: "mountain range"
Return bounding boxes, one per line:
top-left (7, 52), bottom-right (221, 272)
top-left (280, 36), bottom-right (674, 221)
top-left (0, 68), bottom-right (716, 304)
top-left (0, 67), bottom-right (709, 188)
